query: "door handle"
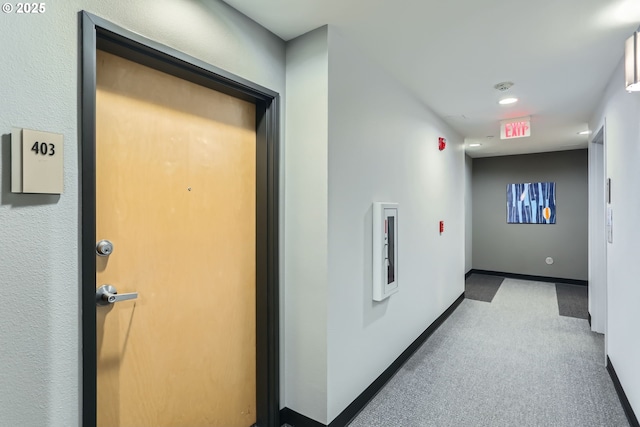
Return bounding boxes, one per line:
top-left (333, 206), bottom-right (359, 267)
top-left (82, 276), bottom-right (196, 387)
top-left (96, 284), bottom-right (138, 306)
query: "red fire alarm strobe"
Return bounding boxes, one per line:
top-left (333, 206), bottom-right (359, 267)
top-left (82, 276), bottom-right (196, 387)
top-left (438, 137), bottom-right (446, 151)
top-left (439, 220), bottom-right (444, 234)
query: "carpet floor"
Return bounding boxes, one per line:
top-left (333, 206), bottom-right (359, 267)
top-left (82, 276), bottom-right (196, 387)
top-left (348, 279), bottom-right (628, 427)
top-left (465, 274), bottom-right (504, 302)
top-left (556, 283), bottom-right (589, 320)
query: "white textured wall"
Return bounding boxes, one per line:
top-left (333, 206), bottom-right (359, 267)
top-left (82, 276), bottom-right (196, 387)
top-left (465, 155), bottom-right (473, 273)
top-left (326, 28), bottom-right (465, 423)
top-left (0, 1), bottom-right (285, 426)
top-left (283, 26), bottom-right (329, 423)
top-left (589, 59), bottom-right (640, 416)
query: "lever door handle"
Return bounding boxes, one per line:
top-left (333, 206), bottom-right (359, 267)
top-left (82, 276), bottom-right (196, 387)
top-left (96, 284), bottom-right (138, 306)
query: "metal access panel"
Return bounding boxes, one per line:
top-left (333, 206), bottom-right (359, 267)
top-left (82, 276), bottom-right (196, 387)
top-left (373, 202), bottom-right (399, 301)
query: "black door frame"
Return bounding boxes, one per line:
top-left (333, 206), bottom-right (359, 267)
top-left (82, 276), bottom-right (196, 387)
top-left (80, 11), bottom-right (280, 427)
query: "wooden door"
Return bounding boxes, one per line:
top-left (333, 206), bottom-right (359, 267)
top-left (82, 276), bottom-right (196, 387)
top-left (95, 50), bottom-right (257, 427)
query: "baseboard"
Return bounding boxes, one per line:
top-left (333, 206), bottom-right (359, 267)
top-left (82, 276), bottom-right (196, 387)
top-left (469, 269), bottom-right (587, 286)
top-left (465, 270), bottom-right (473, 279)
top-left (280, 292), bottom-right (465, 427)
top-left (280, 407), bottom-right (325, 427)
top-left (607, 356), bottom-right (640, 427)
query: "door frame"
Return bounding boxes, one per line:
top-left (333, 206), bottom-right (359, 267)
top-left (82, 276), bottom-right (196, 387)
top-left (80, 11), bottom-right (280, 427)
top-left (588, 124), bottom-right (607, 338)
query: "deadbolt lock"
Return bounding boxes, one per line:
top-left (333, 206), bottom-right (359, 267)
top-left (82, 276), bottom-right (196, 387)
top-left (96, 240), bottom-right (114, 257)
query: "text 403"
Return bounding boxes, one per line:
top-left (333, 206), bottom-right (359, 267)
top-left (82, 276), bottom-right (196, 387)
top-left (31, 141), bottom-right (55, 156)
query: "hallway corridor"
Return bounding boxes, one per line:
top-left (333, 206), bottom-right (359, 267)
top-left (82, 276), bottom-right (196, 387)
top-left (349, 279), bottom-right (628, 427)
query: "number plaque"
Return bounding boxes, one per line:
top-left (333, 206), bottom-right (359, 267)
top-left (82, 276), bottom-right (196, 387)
top-left (11, 127), bottom-right (64, 194)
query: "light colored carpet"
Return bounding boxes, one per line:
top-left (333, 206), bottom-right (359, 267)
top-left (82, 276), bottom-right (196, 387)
top-left (348, 279), bottom-right (628, 427)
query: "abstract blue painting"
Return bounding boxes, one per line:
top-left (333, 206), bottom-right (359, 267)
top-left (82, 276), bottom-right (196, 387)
top-left (507, 182), bottom-right (556, 224)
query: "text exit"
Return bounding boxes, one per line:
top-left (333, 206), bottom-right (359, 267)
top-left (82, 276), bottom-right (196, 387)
top-left (500, 116), bottom-right (531, 140)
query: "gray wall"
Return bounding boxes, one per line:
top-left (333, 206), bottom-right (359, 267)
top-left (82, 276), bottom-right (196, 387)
top-left (589, 58), bottom-right (640, 416)
top-left (0, 2), bottom-right (285, 426)
top-left (284, 26), bottom-right (329, 423)
top-left (472, 150), bottom-right (588, 280)
top-left (465, 155), bottom-right (473, 273)
top-left (283, 26), bottom-right (466, 424)
top-left (326, 27), bottom-right (464, 422)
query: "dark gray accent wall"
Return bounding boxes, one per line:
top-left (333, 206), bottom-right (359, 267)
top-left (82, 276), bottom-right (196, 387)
top-left (472, 150), bottom-right (588, 280)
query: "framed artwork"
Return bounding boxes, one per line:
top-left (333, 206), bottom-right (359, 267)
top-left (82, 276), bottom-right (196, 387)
top-left (507, 182), bottom-right (556, 224)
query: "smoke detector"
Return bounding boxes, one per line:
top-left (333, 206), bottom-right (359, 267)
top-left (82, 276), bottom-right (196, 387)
top-left (494, 82), bottom-right (514, 92)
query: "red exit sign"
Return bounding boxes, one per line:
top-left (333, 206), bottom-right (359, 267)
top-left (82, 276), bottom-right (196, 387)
top-left (501, 116), bottom-right (531, 139)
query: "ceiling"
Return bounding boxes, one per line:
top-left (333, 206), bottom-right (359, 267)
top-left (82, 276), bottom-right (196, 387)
top-left (222, 0), bottom-right (640, 157)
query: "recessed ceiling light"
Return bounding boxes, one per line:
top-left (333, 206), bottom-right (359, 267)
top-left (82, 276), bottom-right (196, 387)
top-left (498, 97), bottom-right (518, 105)
top-left (469, 143), bottom-right (482, 147)
top-left (578, 130), bottom-right (592, 135)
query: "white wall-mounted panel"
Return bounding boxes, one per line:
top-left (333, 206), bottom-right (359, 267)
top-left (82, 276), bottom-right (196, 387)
top-left (372, 202), bottom-right (399, 301)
